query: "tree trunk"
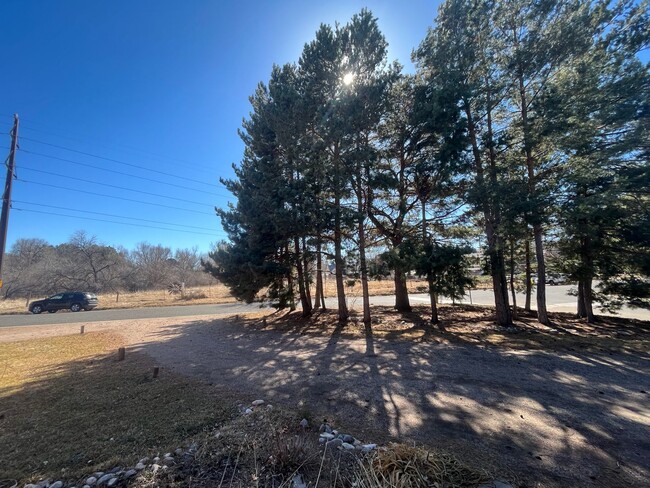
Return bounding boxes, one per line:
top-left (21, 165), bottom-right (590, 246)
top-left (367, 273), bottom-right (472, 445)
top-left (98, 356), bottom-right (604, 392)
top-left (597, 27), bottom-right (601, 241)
top-left (464, 102), bottom-right (512, 327)
top-left (301, 235), bottom-right (312, 308)
top-left (509, 239), bottom-right (518, 320)
top-left (525, 239), bottom-right (532, 312)
top-left (285, 245), bottom-right (296, 311)
top-left (314, 234), bottom-right (326, 310)
top-left (421, 201), bottom-right (437, 322)
top-left (294, 237), bottom-right (312, 316)
top-left (357, 186), bottom-right (371, 325)
top-left (393, 264), bottom-right (412, 312)
top-left (583, 275), bottom-right (595, 323)
top-left (577, 234), bottom-right (595, 323)
top-left (516, 61), bottom-right (549, 325)
top-left (333, 146), bottom-right (348, 322)
top-left (533, 225), bottom-right (549, 324)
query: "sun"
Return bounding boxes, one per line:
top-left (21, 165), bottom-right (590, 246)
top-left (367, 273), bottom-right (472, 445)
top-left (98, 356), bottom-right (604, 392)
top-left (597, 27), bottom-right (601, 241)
top-left (343, 73), bottom-right (354, 86)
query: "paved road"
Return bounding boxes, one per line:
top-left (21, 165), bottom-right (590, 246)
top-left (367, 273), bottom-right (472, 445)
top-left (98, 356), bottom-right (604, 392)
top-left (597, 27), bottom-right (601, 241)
top-left (0, 302), bottom-right (262, 328)
top-left (1, 285), bottom-right (647, 328)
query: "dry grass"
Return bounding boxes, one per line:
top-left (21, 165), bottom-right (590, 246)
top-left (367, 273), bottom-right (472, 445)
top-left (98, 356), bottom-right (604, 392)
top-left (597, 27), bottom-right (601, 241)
top-left (0, 332), bottom-right (237, 484)
top-left (355, 443), bottom-right (489, 488)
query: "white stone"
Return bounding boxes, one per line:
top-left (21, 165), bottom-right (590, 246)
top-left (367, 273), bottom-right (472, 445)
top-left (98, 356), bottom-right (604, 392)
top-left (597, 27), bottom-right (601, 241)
top-left (50, 482), bottom-right (63, 488)
top-left (139, 457), bottom-right (149, 464)
top-left (85, 477), bottom-right (97, 487)
top-left (341, 442), bottom-right (355, 450)
top-left (124, 469), bottom-right (137, 479)
top-left (251, 399), bottom-right (265, 406)
top-left (299, 418), bottom-right (308, 429)
top-left (244, 408), bottom-right (253, 415)
top-left (151, 464), bottom-right (161, 474)
top-left (135, 463), bottom-right (146, 471)
top-left (319, 432), bottom-right (335, 440)
top-left (361, 444), bottom-right (377, 452)
top-left (153, 457), bottom-right (160, 463)
top-left (106, 479), bottom-right (118, 488)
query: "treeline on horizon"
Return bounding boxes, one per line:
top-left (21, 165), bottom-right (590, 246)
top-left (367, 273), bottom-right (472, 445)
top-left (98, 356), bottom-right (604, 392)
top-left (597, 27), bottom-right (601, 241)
top-left (204, 0), bottom-right (650, 326)
top-left (2, 231), bottom-right (212, 299)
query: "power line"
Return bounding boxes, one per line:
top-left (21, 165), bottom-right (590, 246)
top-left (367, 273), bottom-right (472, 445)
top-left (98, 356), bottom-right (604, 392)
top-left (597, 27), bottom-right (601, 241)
top-left (13, 207), bottom-right (221, 236)
top-left (13, 200), bottom-right (225, 233)
top-left (20, 135), bottom-right (231, 190)
top-left (0, 115), bottom-right (222, 175)
top-left (17, 166), bottom-right (216, 208)
top-left (19, 147), bottom-right (232, 198)
top-left (18, 179), bottom-right (216, 215)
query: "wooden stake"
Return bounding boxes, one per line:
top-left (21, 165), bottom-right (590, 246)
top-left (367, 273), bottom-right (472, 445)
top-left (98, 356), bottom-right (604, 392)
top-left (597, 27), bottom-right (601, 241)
top-left (153, 366), bottom-right (159, 378)
top-left (117, 347), bottom-right (125, 361)
top-left (80, 325), bottom-right (85, 334)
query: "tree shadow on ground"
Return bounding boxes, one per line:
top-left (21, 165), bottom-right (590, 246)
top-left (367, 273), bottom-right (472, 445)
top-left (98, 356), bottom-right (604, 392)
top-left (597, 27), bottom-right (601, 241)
top-left (2, 305), bottom-right (649, 487)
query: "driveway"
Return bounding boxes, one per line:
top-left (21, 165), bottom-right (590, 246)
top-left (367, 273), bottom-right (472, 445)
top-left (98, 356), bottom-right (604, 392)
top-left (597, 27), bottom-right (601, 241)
top-left (3, 312), bottom-right (647, 487)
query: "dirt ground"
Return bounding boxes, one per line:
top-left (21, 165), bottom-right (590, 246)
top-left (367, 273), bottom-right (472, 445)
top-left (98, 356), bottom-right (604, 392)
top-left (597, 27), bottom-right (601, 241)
top-left (1, 306), bottom-right (648, 488)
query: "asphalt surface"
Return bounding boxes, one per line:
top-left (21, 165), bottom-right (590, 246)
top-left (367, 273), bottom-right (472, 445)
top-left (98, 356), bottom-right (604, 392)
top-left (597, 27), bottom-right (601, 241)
top-left (1, 285), bottom-right (647, 328)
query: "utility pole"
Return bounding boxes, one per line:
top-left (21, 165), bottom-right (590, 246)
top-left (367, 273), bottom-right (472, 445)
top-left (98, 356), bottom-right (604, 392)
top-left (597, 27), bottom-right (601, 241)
top-left (0, 114), bottom-right (19, 287)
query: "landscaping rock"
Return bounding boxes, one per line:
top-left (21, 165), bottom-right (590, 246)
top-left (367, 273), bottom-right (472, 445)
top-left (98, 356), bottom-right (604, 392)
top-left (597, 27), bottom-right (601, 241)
top-left (299, 418), bottom-right (308, 429)
top-left (151, 464), bottom-right (161, 474)
top-left (320, 432), bottom-right (335, 440)
top-left (327, 438), bottom-right (343, 448)
top-left (139, 457), bottom-right (149, 465)
top-left (153, 457), bottom-right (160, 463)
top-left (82, 486), bottom-right (91, 488)
top-left (134, 463), bottom-right (146, 471)
top-left (318, 423), bottom-right (332, 434)
top-left (124, 469), bottom-right (137, 479)
top-left (162, 456), bottom-right (175, 465)
top-left (175, 448), bottom-right (183, 456)
top-left (361, 443), bottom-right (377, 452)
top-left (93, 472), bottom-right (104, 479)
top-left (96, 474), bottom-right (113, 486)
top-left (251, 399), bottom-right (265, 406)
top-left (339, 434), bottom-right (354, 443)
top-left (341, 442), bottom-right (355, 450)
top-left (49, 483), bottom-right (62, 488)
top-left (85, 477), bottom-right (97, 487)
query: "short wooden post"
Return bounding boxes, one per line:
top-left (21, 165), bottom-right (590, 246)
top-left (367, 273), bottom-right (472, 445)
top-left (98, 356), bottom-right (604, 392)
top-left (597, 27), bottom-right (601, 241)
top-left (153, 366), bottom-right (159, 378)
top-left (80, 325), bottom-right (85, 334)
top-left (117, 347), bottom-right (125, 361)
top-left (263, 318), bottom-right (267, 326)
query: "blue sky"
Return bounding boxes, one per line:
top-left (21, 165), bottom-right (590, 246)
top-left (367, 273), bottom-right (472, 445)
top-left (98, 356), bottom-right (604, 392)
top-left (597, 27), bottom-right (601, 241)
top-left (0, 0), bottom-right (439, 254)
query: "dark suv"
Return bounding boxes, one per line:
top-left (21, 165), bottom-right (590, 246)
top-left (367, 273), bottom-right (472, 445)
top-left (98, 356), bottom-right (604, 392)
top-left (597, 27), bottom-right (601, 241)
top-left (28, 292), bottom-right (98, 314)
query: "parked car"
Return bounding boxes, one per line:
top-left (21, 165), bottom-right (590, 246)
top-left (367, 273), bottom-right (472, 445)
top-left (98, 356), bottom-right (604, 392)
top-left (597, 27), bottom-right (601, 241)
top-left (532, 274), bottom-right (569, 285)
top-left (28, 292), bottom-right (98, 314)
top-left (547, 274), bottom-right (568, 286)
